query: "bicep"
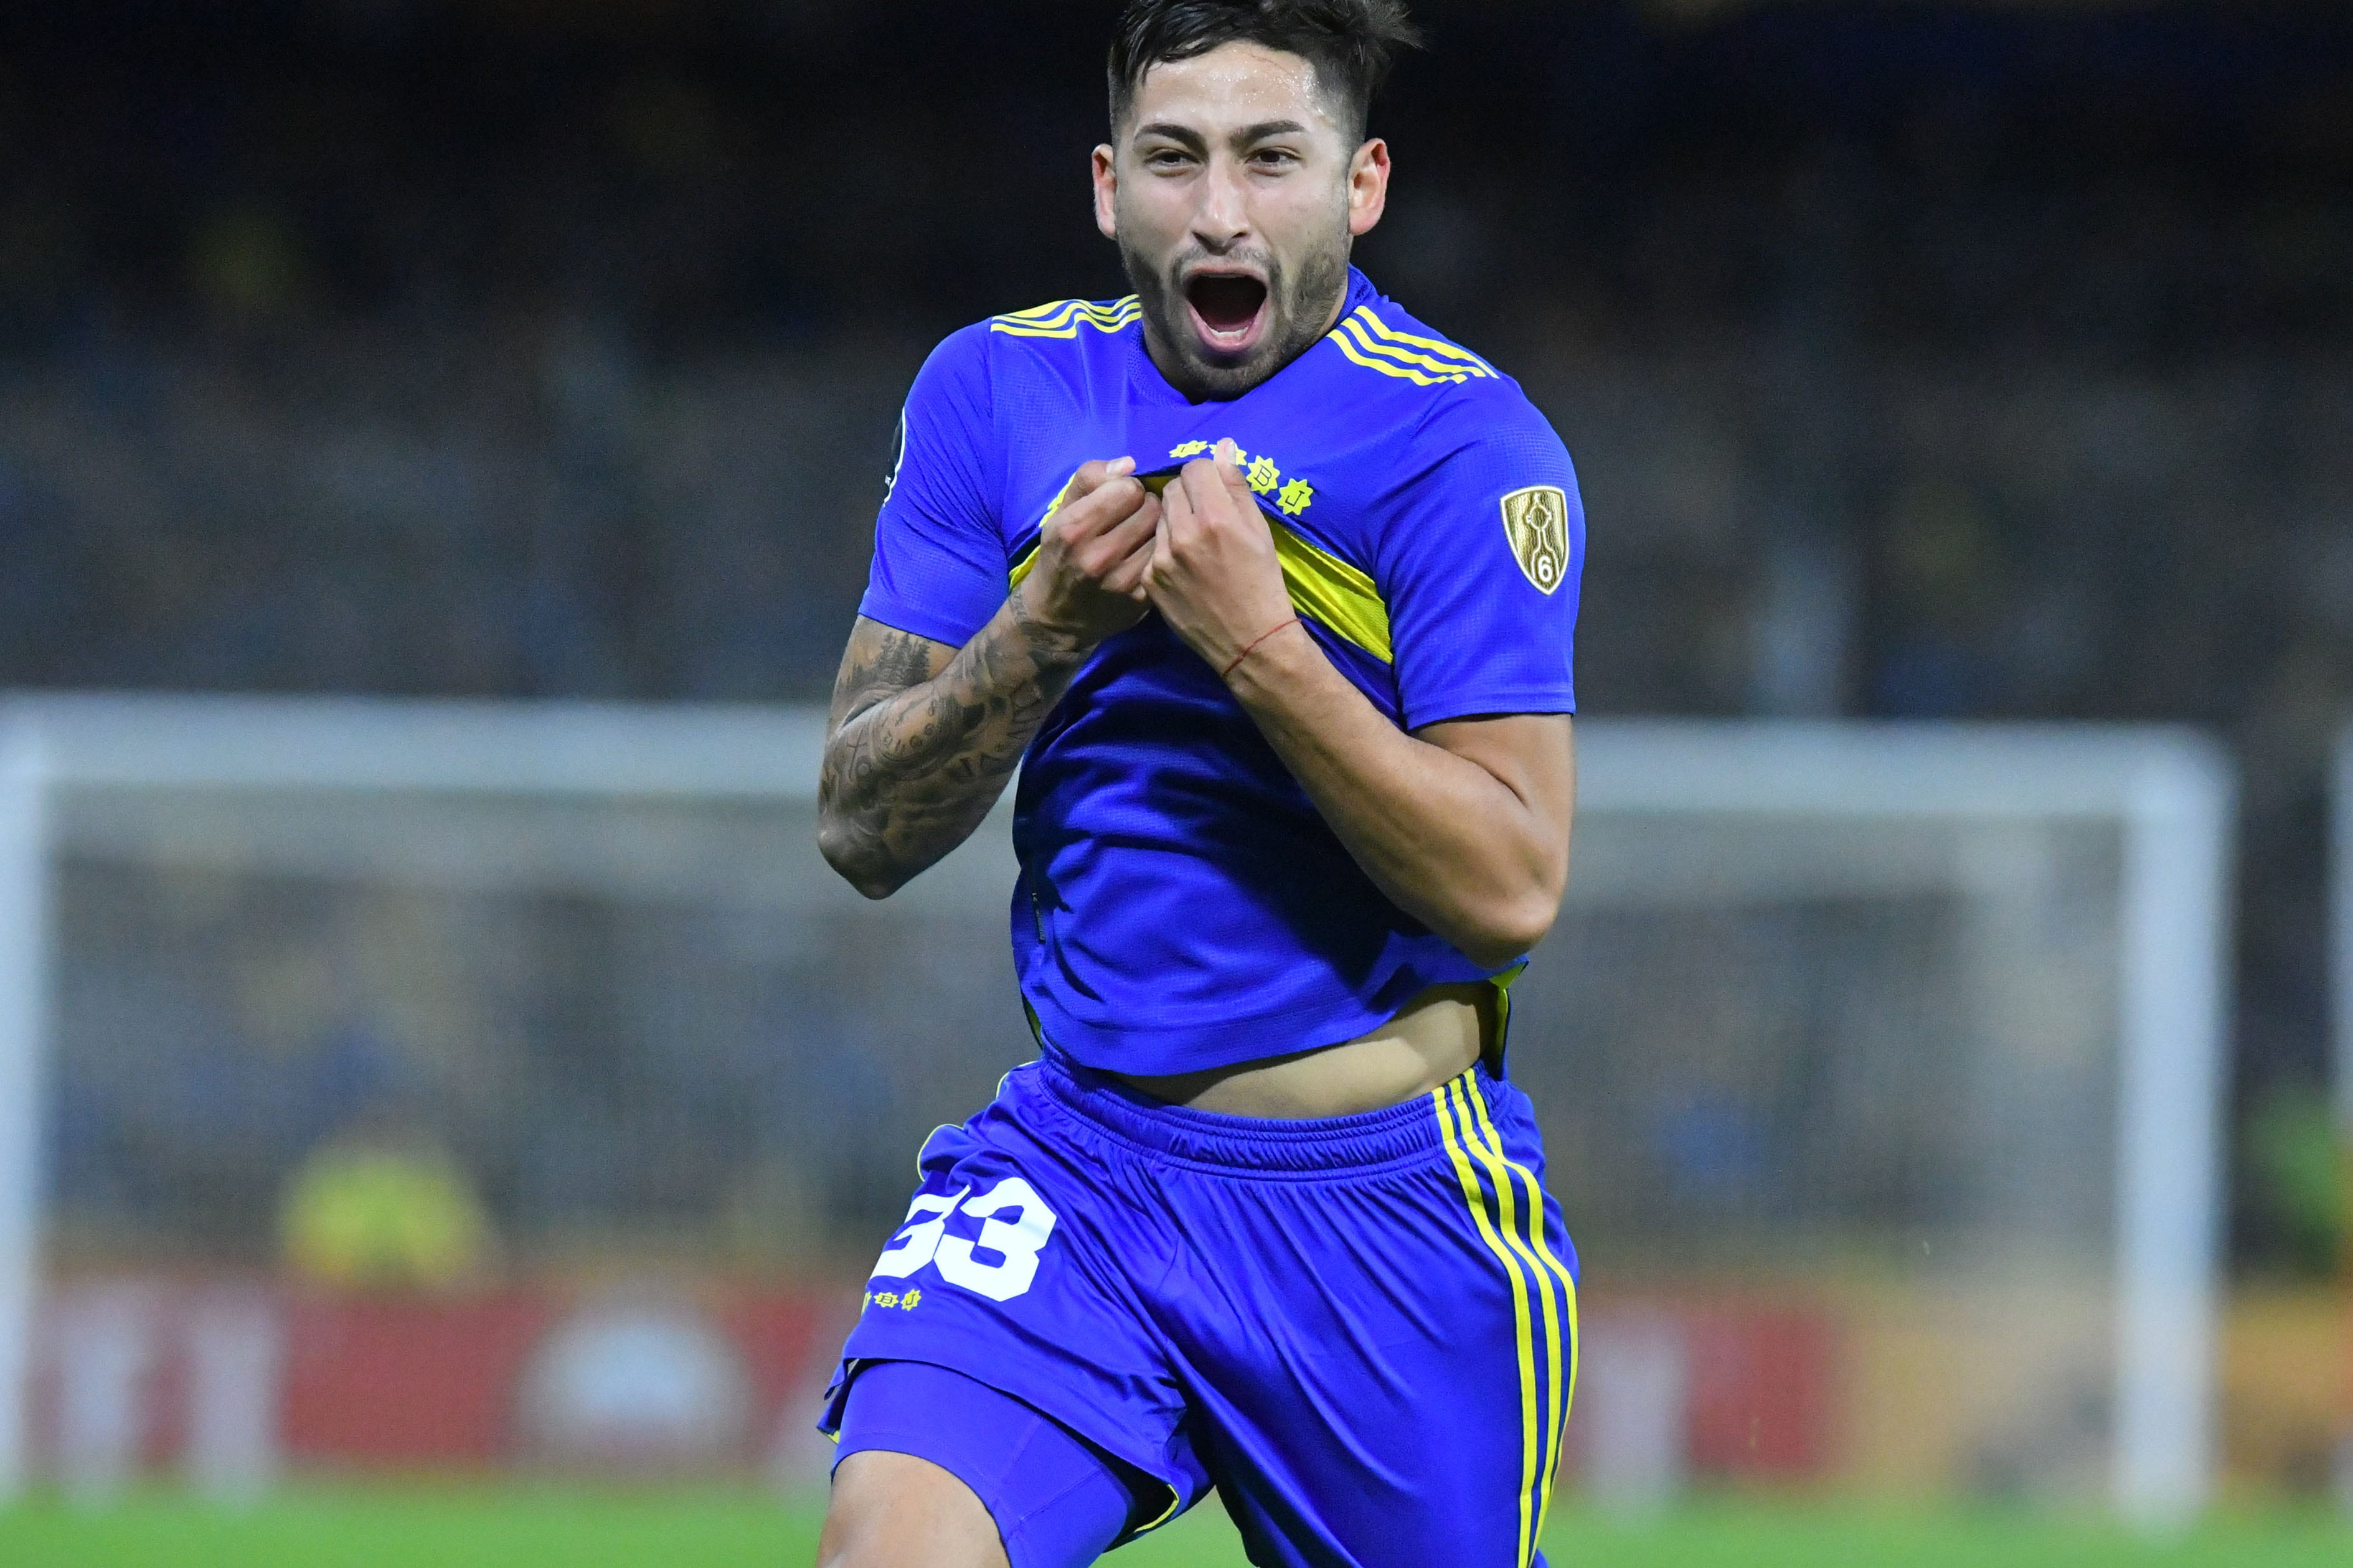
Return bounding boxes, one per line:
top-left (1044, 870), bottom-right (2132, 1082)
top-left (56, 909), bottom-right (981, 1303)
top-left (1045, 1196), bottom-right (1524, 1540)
top-left (828, 616), bottom-right (960, 734)
top-left (1412, 713), bottom-right (1576, 860)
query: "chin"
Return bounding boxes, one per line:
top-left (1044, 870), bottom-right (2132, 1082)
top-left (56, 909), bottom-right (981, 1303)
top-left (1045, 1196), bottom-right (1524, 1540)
top-left (1123, 242), bottom-right (1344, 400)
top-left (1177, 338), bottom-right (1290, 398)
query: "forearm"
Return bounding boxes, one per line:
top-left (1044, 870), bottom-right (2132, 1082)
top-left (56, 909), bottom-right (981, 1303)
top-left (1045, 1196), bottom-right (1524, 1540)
top-left (818, 598), bottom-right (1085, 898)
top-left (1225, 629), bottom-right (1565, 965)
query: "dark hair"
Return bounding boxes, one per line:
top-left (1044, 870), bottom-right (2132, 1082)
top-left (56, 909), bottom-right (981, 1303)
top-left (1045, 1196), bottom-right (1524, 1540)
top-left (1108, 0), bottom-right (1423, 142)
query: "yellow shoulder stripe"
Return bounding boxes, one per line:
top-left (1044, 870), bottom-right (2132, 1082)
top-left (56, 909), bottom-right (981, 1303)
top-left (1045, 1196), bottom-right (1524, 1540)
top-left (1327, 306), bottom-right (1496, 385)
top-left (1006, 509), bottom-right (1390, 667)
top-left (990, 297), bottom-right (1143, 339)
top-left (1355, 304), bottom-right (1496, 375)
top-left (1338, 316), bottom-right (1482, 383)
top-left (1331, 329), bottom-right (1468, 385)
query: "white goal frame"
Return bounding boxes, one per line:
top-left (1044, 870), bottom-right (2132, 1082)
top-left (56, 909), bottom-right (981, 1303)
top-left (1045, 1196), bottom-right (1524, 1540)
top-left (0, 695), bottom-right (2233, 1524)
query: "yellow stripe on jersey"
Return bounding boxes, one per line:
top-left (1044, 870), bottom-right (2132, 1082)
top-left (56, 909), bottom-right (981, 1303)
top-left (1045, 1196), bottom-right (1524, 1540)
top-left (1354, 304), bottom-right (1497, 377)
top-left (1329, 324), bottom-right (1469, 386)
top-left (1326, 306), bottom-right (1496, 385)
top-left (990, 298), bottom-right (1143, 339)
top-left (1270, 524), bottom-right (1391, 664)
top-left (1337, 314), bottom-right (1483, 384)
top-left (996, 299), bottom-right (1083, 322)
top-left (1464, 1077), bottom-right (1580, 1550)
top-left (1005, 464), bottom-right (1090, 592)
top-left (993, 297), bottom-right (1136, 330)
top-left (1433, 1077), bottom-right (1539, 1568)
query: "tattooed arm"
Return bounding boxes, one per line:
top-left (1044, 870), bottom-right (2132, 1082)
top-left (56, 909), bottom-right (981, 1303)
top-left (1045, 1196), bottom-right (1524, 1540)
top-left (818, 458), bottom-right (1161, 898)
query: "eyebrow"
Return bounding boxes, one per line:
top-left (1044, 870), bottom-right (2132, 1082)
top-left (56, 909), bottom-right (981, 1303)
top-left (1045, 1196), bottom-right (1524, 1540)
top-left (1132, 119), bottom-right (1311, 153)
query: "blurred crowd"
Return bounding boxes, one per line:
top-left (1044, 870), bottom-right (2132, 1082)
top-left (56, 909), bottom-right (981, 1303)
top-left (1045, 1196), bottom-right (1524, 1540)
top-left (4, 2), bottom-right (2351, 1264)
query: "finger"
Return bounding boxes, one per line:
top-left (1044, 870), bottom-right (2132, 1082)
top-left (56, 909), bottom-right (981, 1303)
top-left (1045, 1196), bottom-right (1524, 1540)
top-left (1146, 501), bottom-right (1179, 592)
top-left (1160, 466), bottom-right (1197, 541)
top-left (1080, 494), bottom-right (1161, 579)
top-left (1055, 467), bottom-right (1149, 542)
top-left (1065, 456), bottom-right (1134, 502)
top-left (1107, 495), bottom-right (1162, 578)
top-left (1099, 530), bottom-right (1159, 597)
top-left (1178, 457), bottom-right (1223, 522)
top-left (1187, 459), bottom-right (1247, 536)
top-left (1050, 456), bottom-right (1136, 522)
top-left (1217, 451), bottom-right (1257, 508)
top-left (1202, 459), bottom-right (1268, 543)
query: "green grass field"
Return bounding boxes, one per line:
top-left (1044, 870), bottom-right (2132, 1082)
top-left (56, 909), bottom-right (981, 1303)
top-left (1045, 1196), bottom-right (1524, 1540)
top-left (1, 1488), bottom-right (2348, 1567)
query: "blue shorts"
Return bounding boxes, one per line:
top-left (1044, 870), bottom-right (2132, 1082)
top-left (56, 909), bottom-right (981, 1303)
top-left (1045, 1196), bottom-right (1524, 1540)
top-left (821, 1052), bottom-right (1580, 1568)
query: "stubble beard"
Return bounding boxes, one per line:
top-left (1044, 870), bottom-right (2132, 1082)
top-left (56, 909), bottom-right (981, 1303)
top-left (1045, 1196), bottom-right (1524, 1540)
top-left (1123, 236), bottom-right (1351, 402)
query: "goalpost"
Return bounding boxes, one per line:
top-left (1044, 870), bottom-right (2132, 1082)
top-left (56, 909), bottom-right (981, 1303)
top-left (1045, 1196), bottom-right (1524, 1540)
top-left (1563, 721), bottom-right (2232, 1525)
top-left (0, 696), bottom-right (2232, 1524)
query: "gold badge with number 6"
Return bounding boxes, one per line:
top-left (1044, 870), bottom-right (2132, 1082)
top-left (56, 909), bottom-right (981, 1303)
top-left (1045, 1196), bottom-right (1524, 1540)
top-left (1499, 486), bottom-right (1571, 595)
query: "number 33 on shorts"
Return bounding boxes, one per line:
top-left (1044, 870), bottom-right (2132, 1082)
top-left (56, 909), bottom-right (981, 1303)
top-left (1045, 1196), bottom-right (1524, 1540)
top-left (870, 1177), bottom-right (1059, 1302)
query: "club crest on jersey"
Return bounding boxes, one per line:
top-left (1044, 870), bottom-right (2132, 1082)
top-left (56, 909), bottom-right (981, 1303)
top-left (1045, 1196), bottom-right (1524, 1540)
top-left (1499, 486), bottom-right (1570, 595)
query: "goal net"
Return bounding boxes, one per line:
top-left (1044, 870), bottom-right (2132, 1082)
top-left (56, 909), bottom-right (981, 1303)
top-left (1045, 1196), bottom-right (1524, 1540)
top-left (0, 697), bottom-right (2230, 1524)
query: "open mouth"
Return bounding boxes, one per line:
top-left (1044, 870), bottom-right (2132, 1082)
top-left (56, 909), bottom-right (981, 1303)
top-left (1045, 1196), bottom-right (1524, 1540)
top-left (1182, 271), bottom-right (1271, 357)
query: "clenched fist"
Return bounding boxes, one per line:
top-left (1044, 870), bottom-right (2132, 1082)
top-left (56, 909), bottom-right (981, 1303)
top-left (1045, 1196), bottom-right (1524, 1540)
top-left (1014, 457), bottom-right (1163, 651)
top-left (1147, 440), bottom-right (1301, 678)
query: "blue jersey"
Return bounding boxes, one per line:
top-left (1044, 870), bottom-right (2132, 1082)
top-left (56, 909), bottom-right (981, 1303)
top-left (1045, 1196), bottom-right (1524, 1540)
top-left (861, 267), bottom-right (1585, 1076)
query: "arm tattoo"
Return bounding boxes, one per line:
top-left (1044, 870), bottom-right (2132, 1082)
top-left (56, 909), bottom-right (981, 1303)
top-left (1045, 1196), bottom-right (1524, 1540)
top-left (817, 597), bottom-right (1088, 896)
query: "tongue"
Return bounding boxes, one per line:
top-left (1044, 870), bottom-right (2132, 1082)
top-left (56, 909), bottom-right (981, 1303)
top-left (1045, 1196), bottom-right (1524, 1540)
top-left (1191, 276), bottom-right (1265, 333)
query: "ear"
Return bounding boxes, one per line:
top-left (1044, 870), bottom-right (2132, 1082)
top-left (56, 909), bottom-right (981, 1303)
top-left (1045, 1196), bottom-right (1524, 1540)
top-left (1346, 138), bottom-right (1390, 238)
top-left (1092, 144), bottom-right (1120, 241)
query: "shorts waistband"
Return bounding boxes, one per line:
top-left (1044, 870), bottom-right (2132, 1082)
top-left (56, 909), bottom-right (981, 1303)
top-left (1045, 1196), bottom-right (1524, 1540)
top-left (1032, 1049), bottom-right (1506, 1175)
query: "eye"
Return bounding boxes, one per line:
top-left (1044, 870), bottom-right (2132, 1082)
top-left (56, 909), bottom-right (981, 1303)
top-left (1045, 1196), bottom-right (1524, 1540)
top-left (1143, 147), bottom-right (1196, 171)
top-left (1249, 148), bottom-right (1301, 170)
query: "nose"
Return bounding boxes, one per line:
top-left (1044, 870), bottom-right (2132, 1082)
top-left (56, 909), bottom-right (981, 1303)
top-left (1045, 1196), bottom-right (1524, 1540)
top-left (1192, 154), bottom-right (1250, 253)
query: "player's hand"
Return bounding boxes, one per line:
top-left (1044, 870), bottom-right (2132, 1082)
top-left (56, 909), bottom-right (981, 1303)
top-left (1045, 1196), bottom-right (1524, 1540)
top-left (1147, 440), bottom-right (1299, 678)
top-left (1014, 457), bottom-right (1162, 650)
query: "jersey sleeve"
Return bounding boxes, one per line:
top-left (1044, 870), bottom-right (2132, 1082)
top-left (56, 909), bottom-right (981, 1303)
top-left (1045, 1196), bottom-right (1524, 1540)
top-left (856, 324), bottom-right (1007, 647)
top-left (1379, 389), bottom-right (1585, 729)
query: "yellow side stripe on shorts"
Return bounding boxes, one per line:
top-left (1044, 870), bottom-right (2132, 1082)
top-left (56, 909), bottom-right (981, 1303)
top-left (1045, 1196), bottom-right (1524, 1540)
top-left (1464, 1078), bottom-right (1581, 1549)
top-left (1454, 1081), bottom-right (1564, 1558)
top-left (1433, 1077), bottom-right (1538, 1568)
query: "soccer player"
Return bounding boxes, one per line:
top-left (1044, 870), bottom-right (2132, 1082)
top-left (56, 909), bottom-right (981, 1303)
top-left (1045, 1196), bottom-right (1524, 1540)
top-left (813, 4), bottom-right (1583, 1565)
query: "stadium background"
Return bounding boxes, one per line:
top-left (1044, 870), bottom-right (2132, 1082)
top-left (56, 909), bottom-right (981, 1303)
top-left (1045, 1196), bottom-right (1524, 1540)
top-left (1, 0), bottom-right (2349, 1561)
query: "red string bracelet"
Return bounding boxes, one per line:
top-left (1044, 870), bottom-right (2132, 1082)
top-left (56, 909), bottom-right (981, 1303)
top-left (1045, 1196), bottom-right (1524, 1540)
top-left (1221, 617), bottom-right (1300, 682)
